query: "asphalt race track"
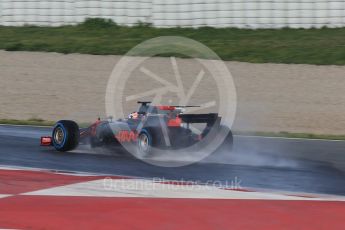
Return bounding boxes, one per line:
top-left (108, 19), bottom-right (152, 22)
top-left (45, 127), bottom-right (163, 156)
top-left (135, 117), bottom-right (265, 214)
top-left (1, 125), bottom-right (345, 196)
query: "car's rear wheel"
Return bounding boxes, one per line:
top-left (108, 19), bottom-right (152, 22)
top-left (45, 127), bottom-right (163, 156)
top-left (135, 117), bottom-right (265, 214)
top-left (136, 130), bottom-right (153, 158)
top-left (52, 120), bottom-right (79, 152)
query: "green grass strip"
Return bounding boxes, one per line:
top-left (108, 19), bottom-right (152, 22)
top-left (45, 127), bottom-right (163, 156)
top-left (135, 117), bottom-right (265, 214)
top-left (1, 18), bottom-right (345, 65)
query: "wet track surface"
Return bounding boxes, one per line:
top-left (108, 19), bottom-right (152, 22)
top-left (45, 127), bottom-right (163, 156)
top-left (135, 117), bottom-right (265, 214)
top-left (1, 125), bottom-right (345, 195)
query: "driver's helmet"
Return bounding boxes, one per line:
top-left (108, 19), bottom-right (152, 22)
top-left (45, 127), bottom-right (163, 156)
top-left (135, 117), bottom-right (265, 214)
top-left (128, 111), bottom-right (139, 119)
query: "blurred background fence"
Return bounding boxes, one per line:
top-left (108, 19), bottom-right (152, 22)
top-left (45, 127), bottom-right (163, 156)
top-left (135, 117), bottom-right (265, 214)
top-left (1, 0), bottom-right (345, 28)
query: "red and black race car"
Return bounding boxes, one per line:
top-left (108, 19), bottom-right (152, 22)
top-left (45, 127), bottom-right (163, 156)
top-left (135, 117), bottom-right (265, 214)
top-left (41, 102), bottom-right (233, 158)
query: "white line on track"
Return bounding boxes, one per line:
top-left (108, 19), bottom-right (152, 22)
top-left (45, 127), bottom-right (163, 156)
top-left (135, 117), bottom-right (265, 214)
top-left (2, 165), bottom-right (345, 201)
top-left (22, 178), bottom-right (345, 201)
top-left (0, 165), bottom-right (120, 177)
top-left (235, 135), bottom-right (345, 142)
top-left (0, 195), bottom-right (12, 199)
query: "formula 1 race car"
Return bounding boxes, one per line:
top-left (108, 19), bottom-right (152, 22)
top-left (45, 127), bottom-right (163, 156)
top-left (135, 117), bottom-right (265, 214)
top-left (41, 102), bottom-right (233, 158)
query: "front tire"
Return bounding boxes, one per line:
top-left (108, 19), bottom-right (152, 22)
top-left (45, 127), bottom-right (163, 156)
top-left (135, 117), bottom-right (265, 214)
top-left (52, 120), bottom-right (79, 152)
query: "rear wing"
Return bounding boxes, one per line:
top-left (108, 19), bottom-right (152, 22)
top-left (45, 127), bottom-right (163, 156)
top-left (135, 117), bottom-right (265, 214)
top-left (179, 113), bottom-right (220, 126)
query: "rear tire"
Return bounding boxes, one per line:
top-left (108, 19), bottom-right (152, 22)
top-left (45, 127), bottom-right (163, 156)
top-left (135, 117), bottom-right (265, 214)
top-left (52, 120), bottom-right (79, 152)
top-left (136, 129), bottom-right (153, 158)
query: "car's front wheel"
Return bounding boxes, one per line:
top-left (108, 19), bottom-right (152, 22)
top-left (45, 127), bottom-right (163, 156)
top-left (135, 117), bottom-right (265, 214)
top-left (52, 120), bottom-right (79, 152)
